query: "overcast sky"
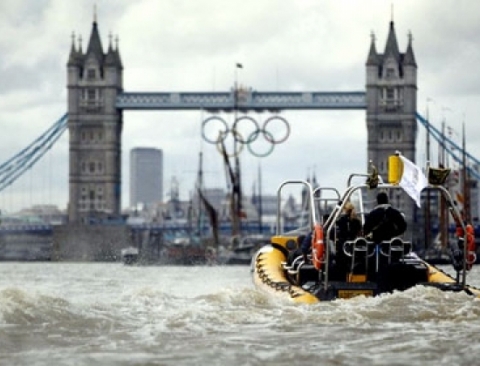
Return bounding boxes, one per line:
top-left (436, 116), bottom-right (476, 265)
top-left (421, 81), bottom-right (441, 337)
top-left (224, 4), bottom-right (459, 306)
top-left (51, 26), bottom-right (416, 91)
top-left (1, 0), bottom-right (480, 213)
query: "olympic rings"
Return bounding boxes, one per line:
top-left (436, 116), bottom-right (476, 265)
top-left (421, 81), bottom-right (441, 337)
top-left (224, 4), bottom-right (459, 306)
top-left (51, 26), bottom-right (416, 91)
top-left (201, 116), bottom-right (229, 144)
top-left (263, 115), bottom-right (290, 144)
top-left (246, 128), bottom-right (275, 157)
top-left (232, 116), bottom-right (260, 144)
top-left (201, 114), bottom-right (290, 158)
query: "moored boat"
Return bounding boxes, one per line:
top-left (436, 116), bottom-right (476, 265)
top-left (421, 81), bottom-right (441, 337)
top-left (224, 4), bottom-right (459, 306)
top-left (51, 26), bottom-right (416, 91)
top-left (121, 246), bottom-right (139, 265)
top-left (252, 154), bottom-right (480, 303)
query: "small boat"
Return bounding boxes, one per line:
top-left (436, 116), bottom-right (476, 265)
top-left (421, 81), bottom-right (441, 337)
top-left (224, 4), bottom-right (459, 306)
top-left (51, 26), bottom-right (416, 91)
top-left (121, 246), bottom-right (139, 265)
top-left (252, 154), bottom-right (480, 303)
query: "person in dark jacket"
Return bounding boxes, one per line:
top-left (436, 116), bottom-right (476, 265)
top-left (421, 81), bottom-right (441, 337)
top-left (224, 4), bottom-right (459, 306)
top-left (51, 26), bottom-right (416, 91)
top-left (301, 229), bottom-right (314, 262)
top-left (363, 192), bottom-right (407, 242)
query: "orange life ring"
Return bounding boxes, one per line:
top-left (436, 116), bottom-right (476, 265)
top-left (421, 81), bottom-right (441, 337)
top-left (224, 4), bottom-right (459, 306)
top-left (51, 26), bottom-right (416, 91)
top-left (466, 224), bottom-right (476, 269)
top-left (455, 224), bottom-right (476, 270)
top-left (311, 223), bottom-right (325, 271)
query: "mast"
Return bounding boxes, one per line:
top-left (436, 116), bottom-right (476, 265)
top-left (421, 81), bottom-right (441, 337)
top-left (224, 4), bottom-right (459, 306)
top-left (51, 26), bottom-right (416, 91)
top-left (196, 151), bottom-right (204, 237)
top-left (230, 63), bottom-right (243, 237)
top-left (425, 102), bottom-right (431, 250)
top-left (439, 118), bottom-right (447, 250)
top-left (462, 121), bottom-right (470, 223)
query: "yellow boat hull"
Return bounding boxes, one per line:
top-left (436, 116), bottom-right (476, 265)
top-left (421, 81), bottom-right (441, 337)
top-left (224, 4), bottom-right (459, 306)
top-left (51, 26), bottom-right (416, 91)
top-left (252, 235), bottom-right (480, 304)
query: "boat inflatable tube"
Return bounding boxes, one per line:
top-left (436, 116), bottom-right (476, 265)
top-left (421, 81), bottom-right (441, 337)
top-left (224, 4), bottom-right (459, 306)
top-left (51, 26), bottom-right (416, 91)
top-left (252, 244), bottom-right (319, 304)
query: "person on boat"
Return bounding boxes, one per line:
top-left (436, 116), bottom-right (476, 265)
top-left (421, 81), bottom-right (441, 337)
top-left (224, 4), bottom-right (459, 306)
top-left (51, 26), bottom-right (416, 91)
top-left (331, 202), bottom-right (362, 278)
top-left (363, 192), bottom-right (407, 242)
top-left (287, 234), bottom-right (306, 265)
top-left (336, 202), bottom-right (362, 244)
top-left (301, 230), bottom-right (314, 263)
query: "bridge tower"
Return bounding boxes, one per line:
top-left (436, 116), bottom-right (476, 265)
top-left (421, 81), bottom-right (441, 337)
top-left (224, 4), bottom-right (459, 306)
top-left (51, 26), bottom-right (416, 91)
top-left (67, 20), bottom-right (123, 223)
top-left (366, 21), bottom-right (418, 236)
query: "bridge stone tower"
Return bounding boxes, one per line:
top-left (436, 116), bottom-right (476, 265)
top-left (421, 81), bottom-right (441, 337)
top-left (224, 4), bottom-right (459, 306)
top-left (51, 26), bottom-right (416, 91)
top-left (366, 21), bottom-right (418, 238)
top-left (67, 20), bottom-right (123, 223)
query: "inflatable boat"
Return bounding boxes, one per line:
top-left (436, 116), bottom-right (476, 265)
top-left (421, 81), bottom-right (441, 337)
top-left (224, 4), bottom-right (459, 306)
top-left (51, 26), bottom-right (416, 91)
top-left (252, 155), bottom-right (480, 303)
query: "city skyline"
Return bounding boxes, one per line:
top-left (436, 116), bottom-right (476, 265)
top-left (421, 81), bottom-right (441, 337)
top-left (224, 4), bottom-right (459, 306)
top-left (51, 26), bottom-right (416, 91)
top-left (1, 1), bottom-right (480, 213)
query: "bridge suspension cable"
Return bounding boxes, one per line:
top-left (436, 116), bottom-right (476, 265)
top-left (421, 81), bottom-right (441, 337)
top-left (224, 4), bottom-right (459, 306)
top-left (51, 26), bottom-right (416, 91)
top-left (0, 113), bottom-right (68, 192)
top-left (416, 112), bottom-right (480, 180)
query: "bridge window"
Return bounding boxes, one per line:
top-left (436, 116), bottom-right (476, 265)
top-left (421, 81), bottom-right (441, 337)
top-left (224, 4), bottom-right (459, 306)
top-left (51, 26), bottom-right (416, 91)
top-left (386, 88), bottom-right (394, 100)
top-left (87, 69), bottom-right (96, 80)
top-left (89, 162), bottom-right (95, 173)
top-left (386, 67), bottom-right (395, 79)
top-left (379, 130), bottom-right (384, 142)
top-left (87, 89), bottom-right (96, 101)
top-left (97, 162), bottom-right (103, 173)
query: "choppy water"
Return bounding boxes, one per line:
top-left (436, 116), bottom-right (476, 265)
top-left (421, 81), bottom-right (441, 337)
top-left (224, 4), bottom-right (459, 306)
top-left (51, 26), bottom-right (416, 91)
top-left (1, 262), bottom-right (480, 366)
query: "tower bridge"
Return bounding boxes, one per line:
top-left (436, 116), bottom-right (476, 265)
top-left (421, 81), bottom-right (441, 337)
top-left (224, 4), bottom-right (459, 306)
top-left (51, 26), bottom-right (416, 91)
top-left (67, 19), bottom-right (417, 226)
top-left (2, 17), bottom-right (479, 261)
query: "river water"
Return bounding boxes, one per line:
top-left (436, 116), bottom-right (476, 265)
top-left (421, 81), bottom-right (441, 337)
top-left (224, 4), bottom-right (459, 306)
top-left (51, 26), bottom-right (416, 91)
top-left (1, 262), bottom-right (480, 366)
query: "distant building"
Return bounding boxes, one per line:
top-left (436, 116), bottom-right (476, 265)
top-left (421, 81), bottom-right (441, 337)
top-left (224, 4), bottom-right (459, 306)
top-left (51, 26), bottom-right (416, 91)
top-left (130, 148), bottom-right (163, 208)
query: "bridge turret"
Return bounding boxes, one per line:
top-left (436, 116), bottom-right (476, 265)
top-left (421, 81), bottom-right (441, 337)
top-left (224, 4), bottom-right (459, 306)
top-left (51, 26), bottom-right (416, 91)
top-left (67, 33), bottom-right (82, 84)
top-left (67, 33), bottom-right (83, 114)
top-left (366, 32), bottom-right (379, 114)
top-left (383, 21), bottom-right (401, 63)
top-left (104, 35), bottom-right (123, 114)
top-left (402, 32), bottom-right (417, 115)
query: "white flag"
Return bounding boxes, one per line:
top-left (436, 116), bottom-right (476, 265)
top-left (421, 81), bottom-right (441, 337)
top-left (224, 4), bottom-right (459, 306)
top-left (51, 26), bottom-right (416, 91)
top-left (399, 155), bottom-right (428, 208)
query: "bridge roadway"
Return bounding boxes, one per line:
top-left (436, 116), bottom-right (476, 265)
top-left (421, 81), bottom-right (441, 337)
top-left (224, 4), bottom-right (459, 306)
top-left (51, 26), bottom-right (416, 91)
top-left (116, 90), bottom-right (367, 111)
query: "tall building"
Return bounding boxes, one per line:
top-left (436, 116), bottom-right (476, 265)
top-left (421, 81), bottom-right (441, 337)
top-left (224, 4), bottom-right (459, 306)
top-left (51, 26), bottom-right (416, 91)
top-left (130, 148), bottom-right (163, 208)
top-left (365, 21), bottom-right (417, 239)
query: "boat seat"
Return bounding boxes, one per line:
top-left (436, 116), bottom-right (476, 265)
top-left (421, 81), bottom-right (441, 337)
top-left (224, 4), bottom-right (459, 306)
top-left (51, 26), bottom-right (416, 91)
top-left (343, 238), bottom-right (375, 274)
top-left (296, 262), bottom-right (317, 286)
top-left (379, 238), bottom-right (412, 264)
top-left (283, 254), bottom-right (317, 285)
top-left (284, 255), bottom-right (306, 274)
